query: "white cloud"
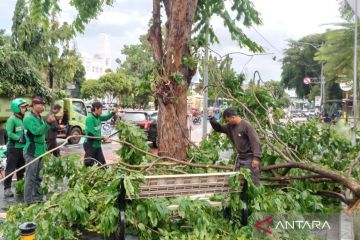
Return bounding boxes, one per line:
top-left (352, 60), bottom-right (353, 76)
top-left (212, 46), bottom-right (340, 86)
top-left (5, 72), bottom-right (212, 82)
top-left (0, 0), bottom-right (344, 81)
top-left (206, 0), bottom-right (343, 81)
top-left (96, 12), bottom-right (131, 26)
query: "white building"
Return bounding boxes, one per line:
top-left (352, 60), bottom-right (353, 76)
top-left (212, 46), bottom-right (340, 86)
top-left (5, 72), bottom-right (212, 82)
top-left (82, 33), bottom-right (111, 80)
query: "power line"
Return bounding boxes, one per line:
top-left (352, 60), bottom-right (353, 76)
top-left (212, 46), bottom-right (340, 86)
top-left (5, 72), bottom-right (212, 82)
top-left (252, 26), bottom-right (282, 55)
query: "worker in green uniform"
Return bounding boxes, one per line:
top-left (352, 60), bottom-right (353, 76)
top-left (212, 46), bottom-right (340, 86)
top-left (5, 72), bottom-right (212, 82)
top-left (83, 102), bottom-right (118, 167)
top-left (4, 98), bottom-right (28, 198)
top-left (23, 98), bottom-right (55, 204)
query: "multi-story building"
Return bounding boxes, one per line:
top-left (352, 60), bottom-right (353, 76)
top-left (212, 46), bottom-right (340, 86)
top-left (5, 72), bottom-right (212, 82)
top-left (81, 33), bottom-right (111, 80)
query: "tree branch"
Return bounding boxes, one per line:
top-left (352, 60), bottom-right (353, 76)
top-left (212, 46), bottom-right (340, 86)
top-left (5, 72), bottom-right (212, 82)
top-left (314, 190), bottom-right (356, 206)
top-left (261, 174), bottom-right (325, 181)
top-left (148, 0), bottom-right (163, 63)
top-left (261, 162), bottom-right (360, 196)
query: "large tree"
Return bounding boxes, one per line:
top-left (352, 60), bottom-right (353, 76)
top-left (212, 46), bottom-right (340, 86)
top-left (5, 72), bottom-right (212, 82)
top-left (27, 0), bottom-right (262, 159)
top-left (11, 0), bottom-right (83, 91)
top-left (0, 45), bottom-right (51, 99)
top-left (80, 72), bottom-right (131, 103)
top-left (281, 33), bottom-right (325, 99)
top-left (146, 0), bottom-right (262, 159)
top-left (80, 80), bottom-right (104, 100)
top-left (315, 23), bottom-right (358, 105)
top-left (119, 35), bottom-right (155, 108)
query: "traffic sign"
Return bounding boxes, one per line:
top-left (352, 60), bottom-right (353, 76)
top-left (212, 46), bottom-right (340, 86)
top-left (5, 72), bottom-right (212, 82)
top-left (339, 82), bottom-right (352, 92)
top-left (303, 77), bottom-right (311, 85)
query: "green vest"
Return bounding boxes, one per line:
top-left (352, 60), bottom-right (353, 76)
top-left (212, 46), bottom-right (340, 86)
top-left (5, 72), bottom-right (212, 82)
top-left (6, 115), bottom-right (25, 149)
top-left (84, 112), bottom-right (114, 148)
top-left (23, 112), bottom-right (50, 157)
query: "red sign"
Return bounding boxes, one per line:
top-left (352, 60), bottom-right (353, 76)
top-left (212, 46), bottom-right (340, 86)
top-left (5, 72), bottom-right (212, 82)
top-left (303, 77), bottom-right (311, 85)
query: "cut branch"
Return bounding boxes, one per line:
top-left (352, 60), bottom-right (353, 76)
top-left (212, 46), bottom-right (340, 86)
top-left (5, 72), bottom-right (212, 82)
top-left (261, 174), bottom-right (325, 181)
top-left (261, 162), bottom-right (360, 196)
top-left (314, 190), bottom-right (356, 206)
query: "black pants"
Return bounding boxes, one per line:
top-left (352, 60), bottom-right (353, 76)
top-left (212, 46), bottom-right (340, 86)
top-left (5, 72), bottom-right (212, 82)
top-left (83, 142), bottom-right (106, 167)
top-left (4, 147), bottom-right (25, 190)
top-left (47, 138), bottom-right (60, 157)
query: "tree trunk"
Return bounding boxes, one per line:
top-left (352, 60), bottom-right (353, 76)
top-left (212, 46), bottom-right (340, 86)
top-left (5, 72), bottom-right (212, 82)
top-left (148, 0), bottom-right (198, 159)
top-left (157, 87), bottom-right (189, 160)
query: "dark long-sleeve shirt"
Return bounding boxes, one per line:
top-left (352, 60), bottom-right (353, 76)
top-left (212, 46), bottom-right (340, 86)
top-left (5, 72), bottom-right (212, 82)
top-left (209, 117), bottom-right (261, 160)
top-left (46, 113), bottom-right (60, 140)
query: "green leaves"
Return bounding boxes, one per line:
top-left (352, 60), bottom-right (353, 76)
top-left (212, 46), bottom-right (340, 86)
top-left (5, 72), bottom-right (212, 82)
top-left (194, 0), bottom-right (263, 52)
top-left (169, 71), bottom-right (185, 86)
top-left (281, 33), bottom-right (325, 98)
top-left (0, 46), bottom-right (52, 98)
top-left (116, 120), bottom-right (151, 165)
top-left (118, 34), bottom-right (155, 107)
top-left (80, 72), bottom-right (132, 101)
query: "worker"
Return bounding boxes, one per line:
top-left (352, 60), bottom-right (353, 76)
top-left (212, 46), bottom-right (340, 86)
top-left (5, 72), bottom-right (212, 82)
top-left (23, 98), bottom-right (55, 204)
top-left (4, 98), bottom-right (28, 198)
top-left (209, 108), bottom-right (261, 186)
top-left (46, 104), bottom-right (64, 157)
top-left (83, 101), bottom-right (118, 167)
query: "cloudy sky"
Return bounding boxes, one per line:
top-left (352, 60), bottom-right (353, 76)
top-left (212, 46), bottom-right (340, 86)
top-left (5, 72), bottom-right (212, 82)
top-left (0, 0), bottom-right (344, 81)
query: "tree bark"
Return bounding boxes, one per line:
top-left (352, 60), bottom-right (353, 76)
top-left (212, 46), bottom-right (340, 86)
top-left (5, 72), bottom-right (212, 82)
top-left (261, 162), bottom-right (360, 196)
top-left (148, 0), bottom-right (198, 160)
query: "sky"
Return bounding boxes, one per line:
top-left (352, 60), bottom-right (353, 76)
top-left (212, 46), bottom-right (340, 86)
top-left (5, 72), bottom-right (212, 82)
top-left (0, 0), bottom-right (344, 82)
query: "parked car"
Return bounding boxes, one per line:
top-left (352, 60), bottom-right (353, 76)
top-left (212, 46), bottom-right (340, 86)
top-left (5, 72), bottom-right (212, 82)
top-left (122, 111), bottom-right (158, 147)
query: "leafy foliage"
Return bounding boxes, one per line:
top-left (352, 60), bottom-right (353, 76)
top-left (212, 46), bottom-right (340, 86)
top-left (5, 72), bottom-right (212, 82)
top-left (281, 33), bottom-right (325, 99)
top-left (1, 88), bottom-right (359, 239)
top-left (116, 120), bottom-right (152, 165)
top-left (80, 72), bottom-right (131, 102)
top-left (194, 0), bottom-right (263, 52)
top-left (196, 55), bottom-right (246, 102)
top-left (11, 0), bottom-right (83, 91)
top-left (100, 72), bottom-right (132, 103)
top-left (80, 80), bottom-right (104, 100)
top-left (0, 45), bottom-right (51, 98)
top-left (119, 34), bottom-right (155, 108)
top-left (315, 22), bottom-right (358, 102)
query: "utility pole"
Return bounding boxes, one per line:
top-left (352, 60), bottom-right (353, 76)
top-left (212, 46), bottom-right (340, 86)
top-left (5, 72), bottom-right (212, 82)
top-left (202, 21), bottom-right (209, 140)
top-left (297, 41), bottom-right (325, 112)
top-left (320, 62), bottom-right (324, 113)
top-left (353, 0), bottom-right (359, 138)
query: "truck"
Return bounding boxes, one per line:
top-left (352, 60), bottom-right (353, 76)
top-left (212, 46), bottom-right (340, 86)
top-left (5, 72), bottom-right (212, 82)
top-left (0, 98), bottom-right (88, 145)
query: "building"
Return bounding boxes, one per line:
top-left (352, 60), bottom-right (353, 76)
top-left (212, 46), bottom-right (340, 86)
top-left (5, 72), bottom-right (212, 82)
top-left (81, 33), bottom-right (112, 80)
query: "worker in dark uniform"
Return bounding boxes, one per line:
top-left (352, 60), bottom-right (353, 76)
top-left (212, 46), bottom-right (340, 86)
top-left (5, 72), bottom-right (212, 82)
top-left (46, 104), bottom-right (64, 157)
top-left (209, 107), bottom-right (261, 223)
top-left (83, 102), bottom-right (118, 167)
top-left (23, 98), bottom-right (55, 204)
top-left (209, 107), bottom-right (261, 186)
top-left (4, 98), bottom-right (28, 197)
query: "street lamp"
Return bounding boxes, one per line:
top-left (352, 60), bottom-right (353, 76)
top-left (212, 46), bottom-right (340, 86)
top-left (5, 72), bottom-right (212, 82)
top-left (296, 42), bottom-right (325, 112)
